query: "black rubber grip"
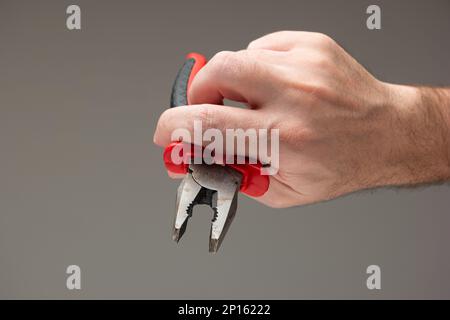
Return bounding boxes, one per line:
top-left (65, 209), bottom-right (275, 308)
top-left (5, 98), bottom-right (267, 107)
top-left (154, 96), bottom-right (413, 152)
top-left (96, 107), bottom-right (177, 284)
top-left (170, 58), bottom-right (196, 108)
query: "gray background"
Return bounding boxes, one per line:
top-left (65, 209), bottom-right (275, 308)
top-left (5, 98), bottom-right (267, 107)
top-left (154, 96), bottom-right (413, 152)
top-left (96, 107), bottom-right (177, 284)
top-left (0, 0), bottom-right (449, 299)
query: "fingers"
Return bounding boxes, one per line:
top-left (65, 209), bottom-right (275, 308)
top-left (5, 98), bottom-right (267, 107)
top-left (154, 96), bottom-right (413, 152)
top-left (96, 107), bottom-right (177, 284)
top-left (250, 175), bottom-right (324, 208)
top-left (188, 50), bottom-right (278, 108)
top-left (249, 176), bottom-right (304, 208)
top-left (153, 104), bottom-right (266, 149)
top-left (247, 30), bottom-right (334, 51)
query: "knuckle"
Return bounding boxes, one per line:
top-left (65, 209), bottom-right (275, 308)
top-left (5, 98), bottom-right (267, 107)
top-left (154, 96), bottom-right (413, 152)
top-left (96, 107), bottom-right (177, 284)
top-left (208, 50), bottom-right (247, 82)
top-left (269, 115), bottom-right (314, 149)
top-left (247, 39), bottom-right (259, 49)
top-left (312, 32), bottom-right (336, 49)
top-left (194, 104), bottom-right (217, 129)
top-left (209, 50), bottom-right (237, 72)
top-left (209, 50), bottom-right (257, 82)
top-left (274, 30), bottom-right (296, 37)
top-left (243, 49), bottom-right (266, 64)
top-left (248, 30), bottom-right (296, 49)
top-left (154, 109), bottom-right (172, 144)
top-left (157, 108), bottom-right (171, 130)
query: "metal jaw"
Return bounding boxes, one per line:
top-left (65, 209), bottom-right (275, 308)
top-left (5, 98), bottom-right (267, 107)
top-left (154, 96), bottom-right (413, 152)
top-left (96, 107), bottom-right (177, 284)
top-left (172, 164), bottom-right (242, 253)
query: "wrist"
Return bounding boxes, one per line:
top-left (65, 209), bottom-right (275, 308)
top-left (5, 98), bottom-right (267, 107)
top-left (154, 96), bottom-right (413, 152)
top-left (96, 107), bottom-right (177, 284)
top-left (381, 83), bottom-right (450, 186)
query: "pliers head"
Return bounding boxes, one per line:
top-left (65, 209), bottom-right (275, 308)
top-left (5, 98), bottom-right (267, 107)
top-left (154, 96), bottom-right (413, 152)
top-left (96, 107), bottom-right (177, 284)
top-left (173, 164), bottom-right (242, 253)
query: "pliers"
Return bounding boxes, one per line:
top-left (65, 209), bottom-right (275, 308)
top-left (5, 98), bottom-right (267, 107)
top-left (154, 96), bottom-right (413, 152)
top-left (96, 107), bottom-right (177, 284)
top-left (163, 53), bottom-right (270, 252)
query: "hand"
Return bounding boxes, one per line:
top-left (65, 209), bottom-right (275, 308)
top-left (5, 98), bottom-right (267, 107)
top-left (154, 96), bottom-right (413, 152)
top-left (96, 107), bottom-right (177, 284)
top-left (154, 31), bottom-right (450, 208)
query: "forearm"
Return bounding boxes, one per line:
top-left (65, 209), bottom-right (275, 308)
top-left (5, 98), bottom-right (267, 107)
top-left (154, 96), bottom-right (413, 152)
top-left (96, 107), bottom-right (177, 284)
top-left (419, 86), bottom-right (450, 179)
top-left (384, 84), bottom-right (450, 187)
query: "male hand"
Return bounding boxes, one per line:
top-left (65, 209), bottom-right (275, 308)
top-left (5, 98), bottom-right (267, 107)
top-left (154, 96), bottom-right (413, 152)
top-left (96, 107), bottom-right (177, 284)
top-left (154, 31), bottom-right (450, 208)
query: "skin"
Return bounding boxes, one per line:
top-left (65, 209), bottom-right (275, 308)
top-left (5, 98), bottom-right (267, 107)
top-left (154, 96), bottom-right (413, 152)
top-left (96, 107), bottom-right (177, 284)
top-left (154, 31), bottom-right (450, 208)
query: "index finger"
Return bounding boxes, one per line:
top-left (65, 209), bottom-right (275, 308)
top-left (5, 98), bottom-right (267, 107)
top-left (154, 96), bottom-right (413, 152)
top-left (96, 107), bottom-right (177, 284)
top-left (188, 50), bottom-right (279, 108)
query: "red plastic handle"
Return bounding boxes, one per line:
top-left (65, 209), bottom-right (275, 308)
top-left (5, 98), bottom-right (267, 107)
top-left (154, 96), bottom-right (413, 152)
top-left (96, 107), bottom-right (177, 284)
top-left (164, 142), bottom-right (269, 197)
top-left (163, 53), bottom-right (270, 197)
top-left (185, 52), bottom-right (206, 99)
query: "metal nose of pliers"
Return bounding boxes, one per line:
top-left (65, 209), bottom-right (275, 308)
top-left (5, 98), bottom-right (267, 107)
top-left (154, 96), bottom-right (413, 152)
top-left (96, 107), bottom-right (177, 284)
top-left (173, 164), bottom-right (242, 253)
